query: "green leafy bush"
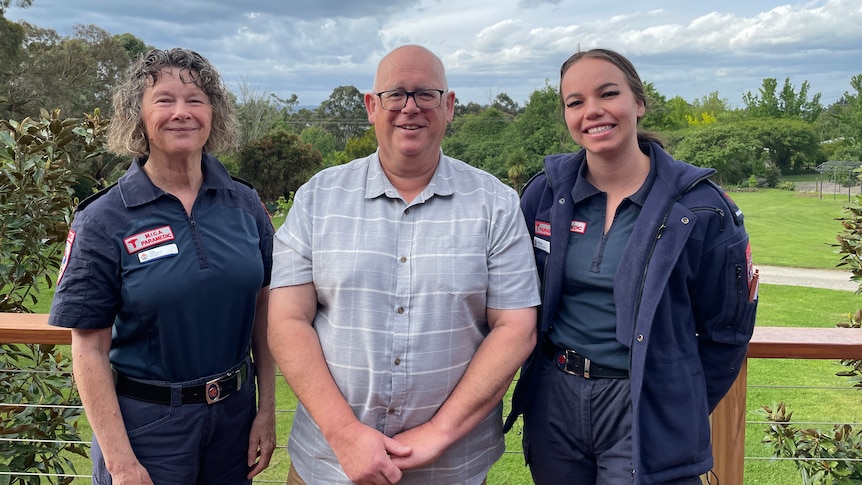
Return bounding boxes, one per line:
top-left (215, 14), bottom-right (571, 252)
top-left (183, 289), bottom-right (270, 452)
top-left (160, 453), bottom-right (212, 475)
top-left (1, 108), bottom-right (108, 483)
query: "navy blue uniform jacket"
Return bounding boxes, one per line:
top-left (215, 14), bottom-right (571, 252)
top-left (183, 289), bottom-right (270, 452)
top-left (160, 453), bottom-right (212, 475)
top-left (506, 141), bottom-right (757, 484)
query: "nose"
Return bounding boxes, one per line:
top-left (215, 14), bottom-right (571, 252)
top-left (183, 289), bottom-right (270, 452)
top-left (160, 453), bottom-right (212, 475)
top-left (172, 100), bottom-right (193, 120)
top-left (584, 99), bottom-right (604, 118)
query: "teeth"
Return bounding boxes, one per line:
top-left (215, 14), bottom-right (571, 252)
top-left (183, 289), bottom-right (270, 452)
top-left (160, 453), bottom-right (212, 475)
top-left (588, 125), bottom-right (612, 135)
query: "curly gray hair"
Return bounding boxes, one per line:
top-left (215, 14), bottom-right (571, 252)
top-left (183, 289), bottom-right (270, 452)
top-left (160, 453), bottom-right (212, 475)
top-left (106, 48), bottom-right (238, 157)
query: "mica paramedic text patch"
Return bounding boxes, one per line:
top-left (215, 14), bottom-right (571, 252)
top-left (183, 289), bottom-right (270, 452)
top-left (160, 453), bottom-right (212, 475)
top-left (124, 226), bottom-right (175, 254)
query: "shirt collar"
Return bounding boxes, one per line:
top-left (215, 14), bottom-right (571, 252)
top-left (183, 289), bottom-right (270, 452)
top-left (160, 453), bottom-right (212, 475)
top-left (118, 153), bottom-right (233, 208)
top-left (365, 150), bottom-right (454, 202)
top-left (571, 145), bottom-right (657, 207)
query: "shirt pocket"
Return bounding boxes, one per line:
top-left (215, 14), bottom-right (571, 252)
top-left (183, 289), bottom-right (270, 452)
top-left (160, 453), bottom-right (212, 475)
top-left (711, 237), bottom-right (758, 345)
top-left (434, 235), bottom-right (488, 297)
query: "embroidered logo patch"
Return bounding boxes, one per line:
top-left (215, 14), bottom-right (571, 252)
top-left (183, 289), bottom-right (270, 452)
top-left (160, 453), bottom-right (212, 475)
top-left (571, 221), bottom-right (587, 234)
top-left (56, 230), bottom-right (76, 284)
top-left (535, 221), bottom-right (551, 237)
top-left (123, 226), bottom-right (175, 254)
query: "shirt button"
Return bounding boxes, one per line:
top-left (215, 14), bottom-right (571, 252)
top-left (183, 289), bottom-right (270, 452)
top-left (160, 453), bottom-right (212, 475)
top-left (397, 306), bottom-right (405, 314)
top-left (404, 208), bottom-right (411, 215)
top-left (400, 256), bottom-right (407, 263)
top-left (681, 217), bottom-right (690, 224)
top-left (558, 198), bottom-right (566, 205)
top-left (394, 358), bottom-right (401, 365)
top-left (388, 408), bottom-right (396, 414)
top-left (637, 334), bottom-right (644, 343)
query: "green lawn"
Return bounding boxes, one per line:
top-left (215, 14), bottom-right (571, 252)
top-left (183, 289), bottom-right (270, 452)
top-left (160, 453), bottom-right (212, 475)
top-left (25, 188), bottom-right (862, 484)
top-left (728, 189), bottom-right (853, 269)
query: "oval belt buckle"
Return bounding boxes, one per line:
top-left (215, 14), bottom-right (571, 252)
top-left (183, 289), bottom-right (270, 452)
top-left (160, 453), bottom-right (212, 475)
top-left (205, 378), bottom-right (223, 404)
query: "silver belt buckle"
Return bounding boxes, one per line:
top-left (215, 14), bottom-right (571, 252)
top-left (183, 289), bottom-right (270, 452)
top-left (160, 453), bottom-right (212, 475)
top-left (205, 377), bottom-right (224, 404)
top-left (205, 368), bottom-right (241, 405)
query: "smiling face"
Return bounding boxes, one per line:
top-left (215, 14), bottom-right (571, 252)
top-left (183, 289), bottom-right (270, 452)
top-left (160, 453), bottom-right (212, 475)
top-left (365, 46), bottom-right (455, 174)
top-left (560, 56), bottom-right (645, 159)
top-left (140, 67), bottom-right (212, 162)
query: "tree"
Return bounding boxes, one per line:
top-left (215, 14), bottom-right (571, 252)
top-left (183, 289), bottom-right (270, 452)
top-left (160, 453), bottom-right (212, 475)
top-left (442, 108), bottom-right (511, 178)
top-left (315, 85), bottom-right (367, 148)
top-left (234, 78), bottom-right (292, 146)
top-left (4, 22), bottom-right (133, 119)
top-left (503, 84), bottom-right (573, 180)
top-left (0, 0), bottom-right (32, 14)
top-left (743, 77), bottom-right (823, 122)
top-left (749, 118), bottom-right (823, 171)
top-left (491, 92), bottom-right (520, 117)
top-left (453, 98), bottom-right (484, 118)
top-left (299, 125), bottom-right (339, 166)
top-left (332, 126), bottom-right (377, 166)
top-left (113, 32), bottom-right (150, 61)
top-left (237, 128), bottom-right (322, 203)
top-left (640, 82), bottom-right (672, 132)
top-left (672, 124), bottom-right (763, 186)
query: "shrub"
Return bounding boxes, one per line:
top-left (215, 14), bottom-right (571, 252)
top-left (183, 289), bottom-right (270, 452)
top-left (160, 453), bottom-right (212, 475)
top-left (1, 108), bottom-right (107, 483)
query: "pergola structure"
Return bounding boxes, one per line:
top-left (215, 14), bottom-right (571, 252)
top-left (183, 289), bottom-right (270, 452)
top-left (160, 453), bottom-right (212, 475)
top-left (815, 160), bottom-right (862, 200)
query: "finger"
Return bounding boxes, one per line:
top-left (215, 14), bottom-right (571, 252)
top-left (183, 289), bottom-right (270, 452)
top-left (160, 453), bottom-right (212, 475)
top-left (383, 435), bottom-right (412, 457)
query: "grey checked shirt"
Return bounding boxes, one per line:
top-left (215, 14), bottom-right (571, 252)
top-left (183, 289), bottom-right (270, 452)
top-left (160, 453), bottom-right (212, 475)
top-left (271, 151), bottom-right (540, 484)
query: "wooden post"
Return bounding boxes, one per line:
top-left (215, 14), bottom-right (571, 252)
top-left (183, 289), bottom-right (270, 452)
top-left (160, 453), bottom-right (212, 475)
top-left (709, 361), bottom-right (748, 485)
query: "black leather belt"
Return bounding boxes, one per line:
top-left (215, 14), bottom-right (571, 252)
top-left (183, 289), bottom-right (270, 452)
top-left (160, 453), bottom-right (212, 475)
top-left (542, 342), bottom-right (628, 379)
top-left (115, 361), bottom-right (249, 405)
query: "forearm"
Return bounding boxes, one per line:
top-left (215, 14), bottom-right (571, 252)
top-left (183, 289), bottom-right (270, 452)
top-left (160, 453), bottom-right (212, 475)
top-left (431, 307), bottom-right (537, 442)
top-left (267, 285), bottom-right (359, 438)
top-left (70, 330), bottom-right (139, 474)
top-left (251, 287), bottom-right (276, 412)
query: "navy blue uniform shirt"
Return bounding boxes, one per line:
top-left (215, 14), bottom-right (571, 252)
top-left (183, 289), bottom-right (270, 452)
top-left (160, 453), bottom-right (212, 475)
top-left (49, 154), bottom-right (274, 382)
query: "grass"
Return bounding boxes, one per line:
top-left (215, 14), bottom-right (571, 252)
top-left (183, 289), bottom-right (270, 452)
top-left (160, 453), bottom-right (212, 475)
top-left (21, 188), bottom-right (862, 483)
top-left (728, 189), bottom-right (852, 269)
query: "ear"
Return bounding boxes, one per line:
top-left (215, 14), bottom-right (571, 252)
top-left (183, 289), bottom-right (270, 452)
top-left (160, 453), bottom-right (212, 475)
top-left (636, 99), bottom-right (646, 119)
top-left (445, 90), bottom-right (456, 123)
top-left (364, 92), bottom-right (378, 123)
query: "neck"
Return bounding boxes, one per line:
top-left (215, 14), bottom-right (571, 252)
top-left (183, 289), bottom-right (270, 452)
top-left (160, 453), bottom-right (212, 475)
top-left (584, 147), bottom-right (650, 196)
top-left (143, 153), bottom-right (204, 193)
top-left (379, 154), bottom-right (438, 203)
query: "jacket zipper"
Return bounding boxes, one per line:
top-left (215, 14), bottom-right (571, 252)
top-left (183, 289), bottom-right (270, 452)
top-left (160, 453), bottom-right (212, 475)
top-left (628, 174), bottom-right (714, 353)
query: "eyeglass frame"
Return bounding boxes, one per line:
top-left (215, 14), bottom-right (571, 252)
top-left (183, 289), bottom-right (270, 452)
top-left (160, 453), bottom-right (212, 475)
top-left (374, 89), bottom-right (447, 111)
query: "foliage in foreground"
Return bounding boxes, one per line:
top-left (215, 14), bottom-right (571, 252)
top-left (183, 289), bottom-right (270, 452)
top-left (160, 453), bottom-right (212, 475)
top-left (759, 195), bottom-right (862, 485)
top-left (761, 402), bottom-right (862, 485)
top-left (0, 108), bottom-right (104, 483)
top-left (0, 345), bottom-right (87, 485)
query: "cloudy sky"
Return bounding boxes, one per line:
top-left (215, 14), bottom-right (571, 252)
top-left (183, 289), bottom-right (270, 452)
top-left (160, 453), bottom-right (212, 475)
top-left (6, 0), bottom-right (862, 110)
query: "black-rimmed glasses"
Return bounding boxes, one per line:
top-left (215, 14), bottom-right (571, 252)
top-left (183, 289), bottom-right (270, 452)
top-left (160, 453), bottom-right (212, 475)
top-left (375, 89), bottom-right (446, 110)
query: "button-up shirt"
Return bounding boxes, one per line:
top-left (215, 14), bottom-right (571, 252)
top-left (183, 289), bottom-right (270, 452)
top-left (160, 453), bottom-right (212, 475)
top-left (271, 151), bottom-right (540, 484)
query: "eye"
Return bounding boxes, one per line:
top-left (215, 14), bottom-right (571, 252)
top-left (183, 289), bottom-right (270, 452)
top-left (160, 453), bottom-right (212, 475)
top-left (383, 91), bottom-right (406, 100)
top-left (565, 99), bottom-right (583, 108)
top-left (416, 91), bottom-right (437, 101)
top-left (601, 90), bottom-right (620, 98)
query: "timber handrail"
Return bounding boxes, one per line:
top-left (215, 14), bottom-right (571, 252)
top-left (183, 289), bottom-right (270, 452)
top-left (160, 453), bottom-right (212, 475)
top-left (2, 313), bottom-right (862, 483)
top-left (711, 325), bottom-right (862, 484)
top-left (0, 312), bottom-right (70, 345)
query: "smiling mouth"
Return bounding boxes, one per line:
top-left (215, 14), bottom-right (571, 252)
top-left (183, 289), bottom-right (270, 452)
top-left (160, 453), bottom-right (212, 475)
top-left (586, 125), bottom-right (614, 135)
top-left (397, 124), bottom-right (422, 130)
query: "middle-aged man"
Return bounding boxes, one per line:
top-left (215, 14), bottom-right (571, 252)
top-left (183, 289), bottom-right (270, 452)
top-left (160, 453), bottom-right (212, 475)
top-left (267, 44), bottom-right (541, 485)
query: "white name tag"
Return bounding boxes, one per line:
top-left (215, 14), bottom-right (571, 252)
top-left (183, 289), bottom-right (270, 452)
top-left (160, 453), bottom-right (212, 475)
top-left (138, 243), bottom-right (179, 264)
top-left (533, 236), bottom-right (550, 254)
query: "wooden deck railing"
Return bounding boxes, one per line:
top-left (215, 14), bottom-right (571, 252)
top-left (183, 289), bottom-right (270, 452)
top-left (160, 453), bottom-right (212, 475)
top-left (3, 313), bottom-right (862, 484)
top-left (711, 326), bottom-right (862, 483)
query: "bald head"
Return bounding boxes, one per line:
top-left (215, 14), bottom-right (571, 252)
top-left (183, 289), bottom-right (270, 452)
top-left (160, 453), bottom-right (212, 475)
top-left (373, 45), bottom-right (448, 93)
